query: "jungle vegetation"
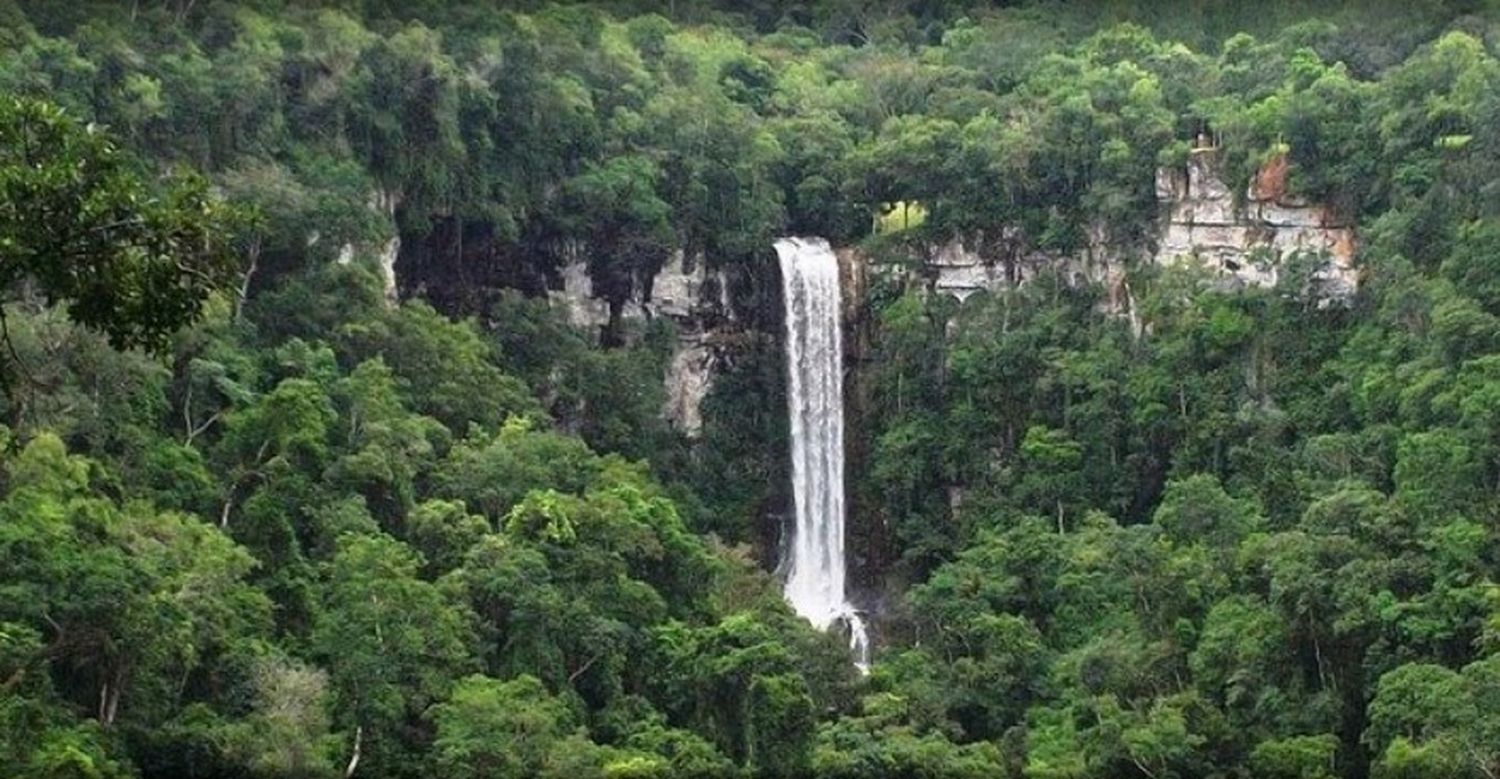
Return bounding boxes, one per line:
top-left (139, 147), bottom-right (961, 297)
top-left (2, 1), bottom-right (1499, 777)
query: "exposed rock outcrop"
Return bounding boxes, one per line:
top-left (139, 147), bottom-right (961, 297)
top-left (663, 340), bottom-right (716, 436)
top-left (920, 226), bottom-right (1129, 305)
top-left (548, 255), bottom-right (612, 332)
top-left (335, 189), bottom-right (404, 306)
top-left (1155, 150), bottom-right (1356, 297)
top-left (372, 189), bottom-right (402, 304)
top-left (648, 251), bottom-right (728, 437)
top-left (545, 248), bottom-right (731, 436)
top-left (883, 149), bottom-right (1358, 309)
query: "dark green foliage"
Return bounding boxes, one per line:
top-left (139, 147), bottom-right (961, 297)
top-left (0, 97), bottom-right (241, 390)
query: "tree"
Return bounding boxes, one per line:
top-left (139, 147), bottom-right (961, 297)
top-left (228, 655), bottom-right (339, 778)
top-left (426, 674), bottom-right (584, 779)
top-left (1248, 734), bottom-right (1339, 779)
top-left (336, 301), bottom-right (542, 433)
top-left (1016, 425), bottom-right (1085, 533)
top-left (557, 155), bottom-right (675, 330)
top-left (0, 433), bottom-right (270, 735)
top-left (4, 6), bottom-right (1500, 779)
top-left (1152, 474), bottom-right (1261, 552)
top-left (1365, 657), bottom-right (1500, 779)
top-left (0, 97), bottom-right (240, 392)
top-left (311, 533), bottom-right (476, 777)
top-left (650, 614), bottom-right (822, 774)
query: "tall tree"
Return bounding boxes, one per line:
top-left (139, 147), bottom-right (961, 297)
top-left (0, 97), bottom-right (239, 394)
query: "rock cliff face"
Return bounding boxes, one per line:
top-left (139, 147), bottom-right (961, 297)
top-left (1155, 150), bottom-right (1357, 297)
top-left (650, 251), bottom-right (729, 437)
top-left (372, 189), bottom-right (402, 304)
top-left (546, 249), bottom-right (732, 436)
top-left (917, 225), bottom-right (1132, 314)
top-left (893, 149), bottom-right (1357, 309)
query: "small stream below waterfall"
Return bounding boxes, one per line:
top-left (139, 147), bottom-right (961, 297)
top-left (775, 237), bottom-right (871, 671)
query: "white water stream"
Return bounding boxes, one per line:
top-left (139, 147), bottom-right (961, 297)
top-left (775, 237), bottom-right (870, 671)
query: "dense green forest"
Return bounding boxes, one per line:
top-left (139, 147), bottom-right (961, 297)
top-left (3, 1), bottom-right (1500, 777)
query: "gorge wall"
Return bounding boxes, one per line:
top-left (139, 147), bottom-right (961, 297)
top-left (384, 149), bottom-right (1359, 441)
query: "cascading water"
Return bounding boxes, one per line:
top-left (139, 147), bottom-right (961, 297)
top-left (775, 237), bottom-right (871, 671)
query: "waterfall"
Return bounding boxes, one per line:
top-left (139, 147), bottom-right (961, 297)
top-left (775, 237), bottom-right (871, 671)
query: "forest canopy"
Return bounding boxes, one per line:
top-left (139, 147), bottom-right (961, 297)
top-left (2, 1), bottom-right (1500, 778)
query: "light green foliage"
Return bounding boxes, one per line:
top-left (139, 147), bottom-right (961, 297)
top-left (650, 613), bottom-right (824, 774)
top-left (408, 498), bottom-right (489, 574)
top-left (1363, 657), bottom-right (1500, 779)
top-left (312, 533), bottom-right (477, 776)
top-left (1151, 474), bottom-right (1261, 551)
top-left (0, 434), bottom-right (272, 773)
top-left (435, 417), bottom-right (603, 521)
top-left (860, 43), bottom-right (1500, 759)
top-left (426, 674), bottom-right (578, 779)
top-left (812, 700), bottom-right (1005, 779)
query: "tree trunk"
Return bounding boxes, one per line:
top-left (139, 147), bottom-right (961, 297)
top-left (235, 238), bottom-right (261, 322)
top-left (344, 725), bottom-right (363, 778)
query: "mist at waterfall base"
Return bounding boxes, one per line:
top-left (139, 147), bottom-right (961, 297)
top-left (774, 237), bottom-right (871, 672)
